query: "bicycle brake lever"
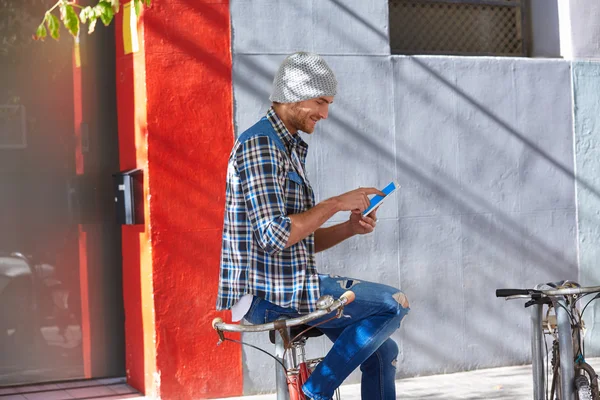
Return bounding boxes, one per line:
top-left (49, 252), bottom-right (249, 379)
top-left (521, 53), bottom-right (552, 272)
top-left (524, 299), bottom-right (537, 308)
top-left (524, 296), bottom-right (550, 308)
top-left (216, 329), bottom-right (225, 345)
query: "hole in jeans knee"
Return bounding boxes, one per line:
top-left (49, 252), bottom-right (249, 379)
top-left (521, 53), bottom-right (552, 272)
top-left (337, 279), bottom-right (361, 290)
top-left (392, 292), bottom-right (409, 309)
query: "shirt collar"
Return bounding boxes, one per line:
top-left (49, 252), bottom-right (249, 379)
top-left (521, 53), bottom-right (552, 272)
top-left (266, 107), bottom-right (306, 150)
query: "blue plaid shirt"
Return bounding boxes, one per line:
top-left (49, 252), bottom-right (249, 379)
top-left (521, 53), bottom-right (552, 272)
top-left (216, 108), bottom-right (320, 314)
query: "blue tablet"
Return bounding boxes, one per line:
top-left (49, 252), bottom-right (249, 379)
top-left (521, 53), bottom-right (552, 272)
top-left (362, 181), bottom-right (400, 216)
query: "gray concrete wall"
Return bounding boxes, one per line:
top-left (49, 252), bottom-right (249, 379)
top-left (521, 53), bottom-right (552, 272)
top-left (518, 0), bottom-right (600, 59)
top-left (573, 61), bottom-right (600, 354)
top-left (230, 0), bottom-right (586, 394)
top-left (568, 0), bottom-right (600, 59)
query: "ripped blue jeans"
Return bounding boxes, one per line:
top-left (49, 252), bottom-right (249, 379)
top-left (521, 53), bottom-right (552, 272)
top-left (244, 274), bottom-right (410, 400)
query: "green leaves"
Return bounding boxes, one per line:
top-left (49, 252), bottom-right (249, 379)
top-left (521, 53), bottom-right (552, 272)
top-left (46, 12), bottom-right (61, 40)
top-left (97, 2), bottom-right (115, 26)
top-left (34, 21), bottom-right (47, 41)
top-left (36, 0), bottom-right (151, 41)
top-left (134, 0), bottom-right (151, 17)
top-left (34, 12), bottom-right (59, 41)
top-left (79, 6), bottom-right (93, 23)
top-left (59, 3), bottom-right (80, 38)
top-left (108, 0), bottom-right (121, 13)
top-left (133, 0), bottom-right (141, 17)
top-left (86, 18), bottom-right (97, 35)
top-left (80, 2), bottom-right (115, 34)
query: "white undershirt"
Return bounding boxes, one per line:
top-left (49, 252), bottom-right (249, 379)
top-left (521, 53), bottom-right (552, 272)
top-left (231, 294), bottom-right (254, 322)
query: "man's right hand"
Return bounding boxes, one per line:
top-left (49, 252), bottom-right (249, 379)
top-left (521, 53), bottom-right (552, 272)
top-left (334, 187), bottom-right (385, 213)
top-left (286, 187), bottom-right (385, 249)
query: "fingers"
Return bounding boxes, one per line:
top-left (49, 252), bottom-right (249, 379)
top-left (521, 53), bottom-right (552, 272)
top-left (339, 187), bottom-right (385, 212)
top-left (361, 215), bottom-right (376, 227)
top-left (341, 190), bottom-right (370, 211)
top-left (362, 192), bottom-right (370, 210)
top-left (358, 187), bottom-right (386, 196)
top-left (364, 207), bottom-right (379, 220)
top-left (369, 208), bottom-right (378, 220)
top-left (358, 218), bottom-right (375, 233)
top-left (350, 209), bottom-right (377, 234)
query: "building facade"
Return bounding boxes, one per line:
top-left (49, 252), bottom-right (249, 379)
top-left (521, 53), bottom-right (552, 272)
top-left (2, 0), bottom-right (600, 398)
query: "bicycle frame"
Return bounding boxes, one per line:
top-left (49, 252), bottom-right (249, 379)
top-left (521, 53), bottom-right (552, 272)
top-left (213, 292), bottom-right (354, 400)
top-left (274, 322), bottom-right (339, 400)
top-left (498, 282), bottom-right (600, 400)
top-left (274, 325), bottom-right (309, 400)
top-left (530, 290), bottom-right (575, 399)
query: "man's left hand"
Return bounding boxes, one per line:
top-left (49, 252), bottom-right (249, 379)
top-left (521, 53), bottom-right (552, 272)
top-left (348, 208), bottom-right (377, 235)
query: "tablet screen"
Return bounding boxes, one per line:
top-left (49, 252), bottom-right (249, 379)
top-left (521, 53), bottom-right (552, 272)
top-left (362, 181), bottom-right (399, 216)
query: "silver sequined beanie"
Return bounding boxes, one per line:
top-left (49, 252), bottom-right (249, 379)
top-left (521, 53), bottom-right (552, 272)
top-left (270, 52), bottom-right (337, 103)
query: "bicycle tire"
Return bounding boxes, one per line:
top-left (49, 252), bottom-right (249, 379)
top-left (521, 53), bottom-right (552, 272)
top-left (575, 375), bottom-right (593, 400)
top-left (551, 366), bottom-right (561, 400)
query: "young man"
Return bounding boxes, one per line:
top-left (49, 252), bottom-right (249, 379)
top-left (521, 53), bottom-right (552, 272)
top-left (216, 52), bottom-right (409, 400)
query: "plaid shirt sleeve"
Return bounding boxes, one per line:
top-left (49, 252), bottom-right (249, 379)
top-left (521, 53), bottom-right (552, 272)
top-left (235, 135), bottom-right (291, 255)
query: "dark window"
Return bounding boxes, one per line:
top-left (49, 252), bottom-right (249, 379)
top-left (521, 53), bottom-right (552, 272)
top-left (389, 0), bottom-right (530, 56)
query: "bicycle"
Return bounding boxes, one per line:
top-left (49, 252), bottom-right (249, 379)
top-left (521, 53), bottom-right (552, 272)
top-left (212, 291), bottom-right (355, 400)
top-left (496, 280), bottom-right (600, 400)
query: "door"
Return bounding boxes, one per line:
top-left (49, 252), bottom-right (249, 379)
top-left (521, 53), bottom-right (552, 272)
top-left (0, 0), bottom-right (125, 385)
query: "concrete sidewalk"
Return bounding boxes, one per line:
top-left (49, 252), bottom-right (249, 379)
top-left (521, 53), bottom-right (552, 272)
top-left (218, 358), bottom-right (600, 400)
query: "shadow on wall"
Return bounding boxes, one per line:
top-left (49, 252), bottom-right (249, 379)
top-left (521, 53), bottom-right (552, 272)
top-left (329, 0), bottom-right (388, 42)
top-left (142, 0), bottom-right (232, 232)
top-left (231, 50), bottom-right (592, 376)
top-left (139, 1), bottom-right (246, 398)
top-left (411, 57), bottom-right (600, 200)
top-left (233, 54), bottom-right (580, 270)
top-left (397, 57), bottom-right (581, 274)
top-left (142, 0), bottom-right (600, 381)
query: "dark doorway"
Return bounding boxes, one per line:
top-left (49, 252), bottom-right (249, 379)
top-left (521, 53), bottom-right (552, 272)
top-left (0, 0), bottom-right (125, 385)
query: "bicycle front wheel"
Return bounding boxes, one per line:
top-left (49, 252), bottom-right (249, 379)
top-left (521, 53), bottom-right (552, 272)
top-left (575, 375), bottom-right (593, 400)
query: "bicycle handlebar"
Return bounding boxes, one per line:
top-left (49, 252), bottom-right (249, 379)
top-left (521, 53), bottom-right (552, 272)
top-left (496, 288), bottom-right (539, 297)
top-left (496, 285), bottom-right (600, 299)
top-left (212, 290), bottom-right (355, 334)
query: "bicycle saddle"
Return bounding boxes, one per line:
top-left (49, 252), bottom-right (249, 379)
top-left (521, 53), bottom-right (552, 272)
top-left (269, 324), bottom-right (324, 344)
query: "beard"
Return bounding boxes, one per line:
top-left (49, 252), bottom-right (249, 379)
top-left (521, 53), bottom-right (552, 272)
top-left (289, 104), bottom-right (318, 134)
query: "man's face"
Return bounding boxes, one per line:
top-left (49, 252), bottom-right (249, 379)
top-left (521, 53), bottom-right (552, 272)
top-left (288, 96), bottom-right (334, 134)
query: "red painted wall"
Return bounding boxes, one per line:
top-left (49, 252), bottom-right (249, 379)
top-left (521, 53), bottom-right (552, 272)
top-left (115, 8), bottom-right (158, 396)
top-left (115, 1), bottom-right (241, 398)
